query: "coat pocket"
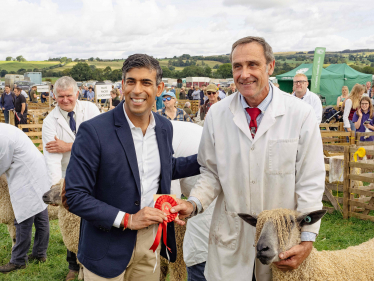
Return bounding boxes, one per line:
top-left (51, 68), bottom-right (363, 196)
top-left (267, 138), bottom-right (298, 175)
top-left (79, 221), bottom-right (112, 260)
top-left (211, 201), bottom-right (240, 250)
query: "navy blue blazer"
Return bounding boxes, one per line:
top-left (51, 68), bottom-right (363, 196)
top-left (63, 101), bottom-right (200, 278)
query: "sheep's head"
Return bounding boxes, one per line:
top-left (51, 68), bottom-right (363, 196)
top-left (238, 209), bottom-right (326, 265)
top-left (42, 180), bottom-right (64, 205)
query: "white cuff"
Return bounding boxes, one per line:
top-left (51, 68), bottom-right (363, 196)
top-left (187, 196), bottom-right (202, 213)
top-left (300, 231), bottom-right (317, 242)
top-left (113, 211), bottom-right (125, 228)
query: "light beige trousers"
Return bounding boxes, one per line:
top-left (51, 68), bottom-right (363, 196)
top-left (83, 225), bottom-right (161, 281)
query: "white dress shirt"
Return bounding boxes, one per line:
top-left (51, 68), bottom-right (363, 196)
top-left (113, 105), bottom-right (161, 228)
top-left (293, 88), bottom-right (322, 123)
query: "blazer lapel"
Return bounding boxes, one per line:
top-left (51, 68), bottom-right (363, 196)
top-left (114, 102), bottom-right (141, 196)
top-left (154, 115), bottom-right (168, 194)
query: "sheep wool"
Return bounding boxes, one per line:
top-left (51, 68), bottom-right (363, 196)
top-left (0, 174), bottom-right (15, 225)
top-left (255, 209), bottom-right (374, 281)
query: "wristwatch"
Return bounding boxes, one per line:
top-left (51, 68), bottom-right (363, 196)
top-left (186, 200), bottom-right (198, 218)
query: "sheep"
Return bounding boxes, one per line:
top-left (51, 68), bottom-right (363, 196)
top-left (0, 174), bottom-right (58, 247)
top-left (239, 208), bottom-right (374, 281)
top-left (42, 180), bottom-right (83, 279)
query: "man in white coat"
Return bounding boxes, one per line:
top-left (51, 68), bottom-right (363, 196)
top-left (42, 76), bottom-right (100, 281)
top-left (292, 73), bottom-right (322, 123)
top-left (172, 36), bottom-right (325, 281)
top-left (0, 124), bottom-right (51, 273)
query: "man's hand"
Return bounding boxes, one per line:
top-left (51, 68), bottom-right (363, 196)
top-left (45, 136), bottom-right (72, 153)
top-left (128, 207), bottom-right (168, 230)
top-left (273, 241), bottom-right (313, 272)
top-left (170, 198), bottom-right (194, 226)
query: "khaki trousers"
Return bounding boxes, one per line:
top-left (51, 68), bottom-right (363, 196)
top-left (83, 225), bottom-right (161, 281)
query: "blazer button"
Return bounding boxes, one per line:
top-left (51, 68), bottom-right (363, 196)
top-left (135, 201), bottom-right (140, 206)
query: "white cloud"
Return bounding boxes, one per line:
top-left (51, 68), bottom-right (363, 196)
top-left (0, 0), bottom-right (373, 61)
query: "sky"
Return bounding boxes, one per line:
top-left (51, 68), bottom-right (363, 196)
top-left (1, 0), bottom-right (373, 61)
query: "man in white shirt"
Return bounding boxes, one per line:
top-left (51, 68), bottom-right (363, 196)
top-left (42, 76), bottom-right (100, 281)
top-left (0, 124), bottom-right (51, 274)
top-left (292, 73), bottom-right (322, 123)
top-left (63, 54), bottom-right (200, 280)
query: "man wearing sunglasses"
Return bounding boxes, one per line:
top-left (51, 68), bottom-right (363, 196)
top-left (292, 73), bottom-right (322, 123)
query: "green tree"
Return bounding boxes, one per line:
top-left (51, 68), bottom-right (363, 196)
top-left (5, 56), bottom-right (12, 61)
top-left (169, 66), bottom-right (175, 71)
top-left (60, 57), bottom-right (67, 63)
top-left (0, 70), bottom-right (8, 77)
top-left (108, 69), bottom-right (122, 82)
top-left (216, 63), bottom-right (232, 78)
top-left (88, 57), bottom-right (94, 61)
top-left (27, 69), bottom-right (32, 72)
top-left (16, 55), bottom-right (26, 62)
top-left (213, 64), bottom-right (219, 69)
top-left (204, 66), bottom-right (212, 77)
top-left (70, 62), bottom-right (93, 81)
top-left (17, 68), bottom-right (26, 75)
top-left (161, 67), bottom-right (173, 78)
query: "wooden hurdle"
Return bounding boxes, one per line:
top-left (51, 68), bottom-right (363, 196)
top-left (177, 100), bottom-right (200, 114)
top-left (343, 144), bottom-right (374, 222)
top-left (17, 124), bottom-right (43, 152)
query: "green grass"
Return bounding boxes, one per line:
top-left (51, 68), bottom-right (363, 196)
top-left (52, 61), bottom-right (125, 72)
top-left (0, 211), bottom-right (373, 280)
top-left (42, 77), bottom-right (59, 83)
top-left (0, 61), bottom-right (60, 72)
top-left (0, 220), bottom-right (77, 281)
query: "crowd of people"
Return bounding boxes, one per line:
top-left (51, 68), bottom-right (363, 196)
top-left (0, 35), bottom-right (371, 281)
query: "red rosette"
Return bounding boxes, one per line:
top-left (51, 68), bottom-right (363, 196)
top-left (149, 195), bottom-right (178, 253)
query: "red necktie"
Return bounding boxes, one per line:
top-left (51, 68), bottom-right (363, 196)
top-left (245, 108), bottom-right (261, 138)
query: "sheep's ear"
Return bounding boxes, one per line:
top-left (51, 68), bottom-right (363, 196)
top-left (297, 210), bottom-right (327, 227)
top-left (238, 213), bottom-right (258, 227)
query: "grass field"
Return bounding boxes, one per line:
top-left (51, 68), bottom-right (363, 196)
top-left (51, 61), bottom-right (125, 72)
top-left (0, 61), bottom-right (60, 72)
top-left (0, 211), bottom-right (373, 280)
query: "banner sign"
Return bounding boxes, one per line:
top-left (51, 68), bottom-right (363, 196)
top-left (95, 84), bottom-right (112, 100)
top-left (36, 85), bottom-right (50, 93)
top-left (310, 47), bottom-right (326, 94)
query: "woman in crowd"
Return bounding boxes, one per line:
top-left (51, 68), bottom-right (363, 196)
top-left (109, 89), bottom-right (120, 110)
top-left (337, 86), bottom-right (349, 105)
top-left (200, 84), bottom-right (220, 121)
top-left (343, 84), bottom-right (365, 132)
top-left (179, 87), bottom-right (186, 99)
top-left (352, 96), bottom-right (374, 158)
top-left (156, 92), bottom-right (192, 122)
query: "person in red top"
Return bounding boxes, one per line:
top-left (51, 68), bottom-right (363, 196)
top-left (343, 84), bottom-right (365, 132)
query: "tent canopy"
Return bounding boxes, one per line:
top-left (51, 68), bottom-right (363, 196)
top-left (276, 64), bottom-right (344, 105)
top-left (325, 63), bottom-right (372, 91)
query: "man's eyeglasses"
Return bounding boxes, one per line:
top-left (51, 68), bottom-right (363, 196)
top-left (293, 81), bottom-right (307, 85)
top-left (163, 97), bottom-right (172, 101)
top-left (207, 92), bottom-right (216, 95)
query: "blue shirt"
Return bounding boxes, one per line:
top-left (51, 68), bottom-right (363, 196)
top-left (240, 83), bottom-right (273, 128)
top-left (155, 92), bottom-right (165, 110)
top-left (3, 92), bottom-right (15, 110)
top-left (87, 91), bottom-right (95, 100)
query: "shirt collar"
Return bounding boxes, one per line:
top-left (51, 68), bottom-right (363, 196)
top-left (240, 82), bottom-right (273, 113)
top-left (123, 103), bottom-right (156, 130)
top-left (59, 104), bottom-right (77, 120)
top-left (292, 88), bottom-right (309, 99)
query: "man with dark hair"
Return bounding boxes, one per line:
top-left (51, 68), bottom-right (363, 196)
top-left (187, 85), bottom-right (194, 100)
top-left (1, 85), bottom-right (15, 123)
top-left (13, 87), bottom-right (27, 127)
top-left (63, 53), bottom-right (200, 280)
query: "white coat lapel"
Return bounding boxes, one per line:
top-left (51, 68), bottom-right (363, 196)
top-left (75, 100), bottom-right (85, 132)
top-left (254, 87), bottom-right (286, 143)
top-left (54, 107), bottom-right (75, 140)
top-left (230, 93), bottom-right (253, 141)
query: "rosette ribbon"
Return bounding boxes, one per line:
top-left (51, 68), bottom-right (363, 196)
top-left (149, 195), bottom-right (178, 252)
